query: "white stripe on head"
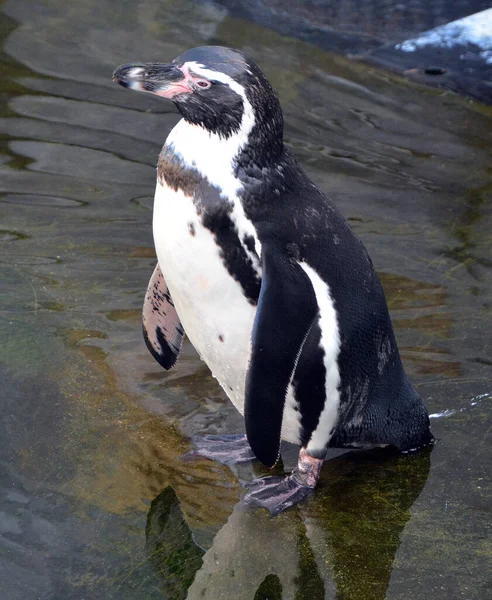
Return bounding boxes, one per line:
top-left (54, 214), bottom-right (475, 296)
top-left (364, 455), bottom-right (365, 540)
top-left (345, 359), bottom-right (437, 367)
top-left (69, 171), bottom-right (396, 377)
top-left (183, 62), bottom-right (248, 96)
top-left (165, 61), bottom-right (255, 198)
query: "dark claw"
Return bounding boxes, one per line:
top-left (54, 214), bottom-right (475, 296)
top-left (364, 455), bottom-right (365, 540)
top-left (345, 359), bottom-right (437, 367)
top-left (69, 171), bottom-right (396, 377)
top-left (242, 474), bottom-right (315, 516)
top-left (188, 433), bottom-right (257, 464)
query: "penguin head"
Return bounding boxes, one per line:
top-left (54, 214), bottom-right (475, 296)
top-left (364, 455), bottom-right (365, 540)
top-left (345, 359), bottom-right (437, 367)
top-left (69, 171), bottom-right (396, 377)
top-left (113, 46), bottom-right (283, 155)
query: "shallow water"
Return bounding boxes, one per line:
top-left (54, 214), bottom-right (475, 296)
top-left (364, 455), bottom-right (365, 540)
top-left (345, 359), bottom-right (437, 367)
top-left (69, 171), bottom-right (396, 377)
top-left (0, 1), bottom-right (490, 599)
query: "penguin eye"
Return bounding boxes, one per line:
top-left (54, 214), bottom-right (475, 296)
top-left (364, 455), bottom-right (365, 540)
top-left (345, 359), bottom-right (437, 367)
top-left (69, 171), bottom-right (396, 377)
top-left (195, 79), bottom-right (211, 90)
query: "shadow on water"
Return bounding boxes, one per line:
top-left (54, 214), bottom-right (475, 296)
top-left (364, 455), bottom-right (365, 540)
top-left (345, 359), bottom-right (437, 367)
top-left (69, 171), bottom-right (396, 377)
top-left (0, 0), bottom-right (491, 598)
top-left (146, 447), bottom-right (432, 600)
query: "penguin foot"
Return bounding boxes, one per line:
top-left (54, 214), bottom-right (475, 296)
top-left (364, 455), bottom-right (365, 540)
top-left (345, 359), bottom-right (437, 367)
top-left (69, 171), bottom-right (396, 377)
top-left (242, 475), bottom-right (314, 516)
top-left (243, 450), bottom-right (324, 516)
top-left (189, 434), bottom-right (257, 464)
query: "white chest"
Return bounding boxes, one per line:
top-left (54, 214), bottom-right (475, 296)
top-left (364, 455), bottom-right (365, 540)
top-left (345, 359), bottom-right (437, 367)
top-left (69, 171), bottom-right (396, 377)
top-left (153, 180), bottom-right (257, 410)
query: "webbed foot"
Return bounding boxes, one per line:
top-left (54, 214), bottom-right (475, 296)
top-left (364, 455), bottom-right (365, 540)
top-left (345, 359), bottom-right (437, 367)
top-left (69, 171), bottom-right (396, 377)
top-left (190, 434), bottom-right (256, 464)
top-left (243, 475), bottom-right (314, 516)
top-left (243, 449), bottom-right (324, 516)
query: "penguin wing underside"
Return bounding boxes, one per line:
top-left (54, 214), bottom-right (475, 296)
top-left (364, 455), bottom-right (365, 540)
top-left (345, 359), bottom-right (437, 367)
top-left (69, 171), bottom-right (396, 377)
top-left (245, 240), bottom-right (318, 467)
top-left (143, 263), bottom-right (184, 370)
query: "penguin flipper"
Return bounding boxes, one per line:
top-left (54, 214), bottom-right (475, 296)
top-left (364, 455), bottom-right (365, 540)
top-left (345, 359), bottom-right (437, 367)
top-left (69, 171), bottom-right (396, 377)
top-left (143, 263), bottom-right (184, 370)
top-left (245, 240), bottom-right (318, 467)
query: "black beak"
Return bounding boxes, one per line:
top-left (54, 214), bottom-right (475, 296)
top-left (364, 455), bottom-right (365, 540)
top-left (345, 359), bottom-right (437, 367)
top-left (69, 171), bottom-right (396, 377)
top-left (112, 62), bottom-right (189, 97)
top-left (112, 62), bottom-right (147, 88)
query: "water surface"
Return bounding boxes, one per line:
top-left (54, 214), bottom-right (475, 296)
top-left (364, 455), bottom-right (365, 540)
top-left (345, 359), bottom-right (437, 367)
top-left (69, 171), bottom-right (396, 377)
top-left (0, 1), bottom-right (490, 598)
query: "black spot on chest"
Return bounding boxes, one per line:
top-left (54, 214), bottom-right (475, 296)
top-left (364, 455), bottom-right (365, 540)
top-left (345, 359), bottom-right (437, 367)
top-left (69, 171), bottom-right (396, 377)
top-left (201, 207), bottom-right (261, 305)
top-left (157, 148), bottom-right (261, 305)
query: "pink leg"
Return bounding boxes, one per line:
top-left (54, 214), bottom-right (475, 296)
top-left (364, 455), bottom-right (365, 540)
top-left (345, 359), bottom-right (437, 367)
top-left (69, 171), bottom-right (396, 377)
top-left (292, 448), bottom-right (324, 488)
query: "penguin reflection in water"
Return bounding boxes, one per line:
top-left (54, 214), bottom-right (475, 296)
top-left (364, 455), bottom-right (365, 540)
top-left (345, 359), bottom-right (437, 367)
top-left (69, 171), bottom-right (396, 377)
top-left (113, 46), bottom-right (434, 514)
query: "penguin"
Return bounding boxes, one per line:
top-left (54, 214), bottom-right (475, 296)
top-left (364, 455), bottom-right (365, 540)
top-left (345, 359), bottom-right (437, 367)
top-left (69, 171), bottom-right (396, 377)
top-left (113, 46), bottom-right (434, 515)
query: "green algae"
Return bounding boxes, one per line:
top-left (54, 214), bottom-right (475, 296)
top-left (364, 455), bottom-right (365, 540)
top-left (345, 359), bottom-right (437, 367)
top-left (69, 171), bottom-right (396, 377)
top-left (308, 448), bottom-right (432, 600)
top-left (254, 574), bottom-right (283, 600)
top-left (294, 521), bottom-right (325, 600)
top-left (146, 486), bottom-right (205, 599)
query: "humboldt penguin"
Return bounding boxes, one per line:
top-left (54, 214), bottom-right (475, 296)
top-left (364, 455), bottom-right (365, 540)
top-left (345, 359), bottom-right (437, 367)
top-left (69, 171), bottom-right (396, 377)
top-left (113, 46), bottom-right (434, 514)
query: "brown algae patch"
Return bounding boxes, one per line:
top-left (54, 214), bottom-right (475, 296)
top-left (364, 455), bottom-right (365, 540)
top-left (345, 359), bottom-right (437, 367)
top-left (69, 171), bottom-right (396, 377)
top-left (55, 328), bottom-right (239, 526)
top-left (379, 272), bottom-right (452, 339)
top-left (400, 349), bottom-right (462, 378)
top-left (392, 312), bottom-right (451, 338)
top-left (0, 229), bottom-right (30, 241)
top-left (129, 246), bottom-right (157, 259)
top-left (0, 193), bottom-right (87, 207)
top-left (61, 328), bottom-right (107, 345)
top-left (379, 272), bottom-right (447, 311)
top-left (105, 309), bottom-right (141, 322)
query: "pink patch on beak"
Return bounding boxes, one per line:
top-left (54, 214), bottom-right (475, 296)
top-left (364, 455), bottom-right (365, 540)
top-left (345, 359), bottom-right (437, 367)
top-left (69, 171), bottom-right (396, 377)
top-left (155, 81), bottom-right (192, 98)
top-left (154, 64), bottom-right (196, 98)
